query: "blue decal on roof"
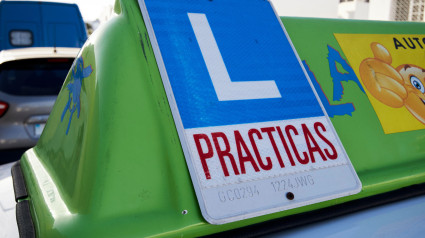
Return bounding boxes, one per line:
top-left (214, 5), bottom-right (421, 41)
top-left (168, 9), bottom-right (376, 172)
top-left (61, 56), bottom-right (92, 135)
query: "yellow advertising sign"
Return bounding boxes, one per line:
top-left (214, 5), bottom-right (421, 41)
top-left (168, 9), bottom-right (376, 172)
top-left (335, 34), bottom-right (425, 134)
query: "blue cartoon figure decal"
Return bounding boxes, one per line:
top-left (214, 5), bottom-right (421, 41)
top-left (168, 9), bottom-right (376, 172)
top-left (61, 56), bottom-right (93, 134)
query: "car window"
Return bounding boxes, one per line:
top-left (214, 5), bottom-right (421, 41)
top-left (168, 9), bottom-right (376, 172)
top-left (0, 58), bottom-right (73, 96)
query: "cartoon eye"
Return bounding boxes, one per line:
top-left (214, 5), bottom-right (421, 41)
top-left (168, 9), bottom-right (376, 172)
top-left (410, 76), bottom-right (425, 94)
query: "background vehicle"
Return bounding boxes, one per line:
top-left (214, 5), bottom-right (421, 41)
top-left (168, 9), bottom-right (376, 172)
top-left (0, 0), bottom-right (87, 51)
top-left (0, 0), bottom-right (85, 161)
top-left (0, 47), bottom-right (78, 152)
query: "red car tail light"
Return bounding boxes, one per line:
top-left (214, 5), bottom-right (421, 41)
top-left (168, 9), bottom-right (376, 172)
top-left (0, 101), bottom-right (9, 118)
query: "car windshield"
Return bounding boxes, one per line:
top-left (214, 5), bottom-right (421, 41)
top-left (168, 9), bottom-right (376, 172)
top-left (0, 58), bottom-right (73, 96)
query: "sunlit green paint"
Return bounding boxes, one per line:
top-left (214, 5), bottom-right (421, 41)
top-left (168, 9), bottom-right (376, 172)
top-left (282, 16), bottom-right (425, 196)
top-left (17, 0), bottom-right (425, 237)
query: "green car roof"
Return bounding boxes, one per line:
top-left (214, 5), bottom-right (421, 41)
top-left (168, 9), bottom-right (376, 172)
top-left (12, 0), bottom-right (425, 237)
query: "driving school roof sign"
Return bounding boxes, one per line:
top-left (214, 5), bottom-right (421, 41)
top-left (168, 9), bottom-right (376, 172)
top-left (138, 0), bottom-right (361, 224)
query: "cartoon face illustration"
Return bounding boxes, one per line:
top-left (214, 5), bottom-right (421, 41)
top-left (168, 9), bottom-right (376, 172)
top-left (61, 56), bottom-right (93, 134)
top-left (359, 43), bottom-right (425, 124)
top-left (396, 64), bottom-right (425, 123)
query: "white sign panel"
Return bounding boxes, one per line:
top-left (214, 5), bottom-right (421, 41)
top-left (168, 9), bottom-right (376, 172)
top-left (138, 0), bottom-right (361, 224)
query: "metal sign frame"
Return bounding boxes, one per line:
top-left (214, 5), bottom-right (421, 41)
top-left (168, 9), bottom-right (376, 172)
top-left (138, 0), bottom-right (361, 224)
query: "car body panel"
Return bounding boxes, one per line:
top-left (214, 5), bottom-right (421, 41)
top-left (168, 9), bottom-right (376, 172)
top-left (11, 0), bottom-right (425, 237)
top-left (0, 91), bottom-right (55, 149)
top-left (0, 162), bottom-right (19, 238)
top-left (0, 47), bottom-right (81, 64)
top-left (266, 194), bottom-right (425, 237)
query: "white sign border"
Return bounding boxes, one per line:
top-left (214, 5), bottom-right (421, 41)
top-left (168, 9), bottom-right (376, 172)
top-left (137, 0), bottom-right (362, 224)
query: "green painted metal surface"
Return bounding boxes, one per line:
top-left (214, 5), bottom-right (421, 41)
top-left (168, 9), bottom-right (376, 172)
top-left (282, 17), bottom-right (425, 199)
top-left (16, 0), bottom-right (425, 237)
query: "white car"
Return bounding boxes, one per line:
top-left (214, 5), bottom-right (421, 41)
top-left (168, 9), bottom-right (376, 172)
top-left (0, 47), bottom-right (79, 152)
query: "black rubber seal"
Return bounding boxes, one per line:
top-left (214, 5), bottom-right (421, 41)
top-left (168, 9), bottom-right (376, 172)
top-left (16, 200), bottom-right (36, 238)
top-left (11, 161), bottom-right (28, 201)
top-left (204, 183), bottom-right (425, 238)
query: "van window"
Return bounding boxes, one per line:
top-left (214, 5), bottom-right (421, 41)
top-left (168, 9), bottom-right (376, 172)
top-left (0, 58), bottom-right (73, 96)
top-left (9, 30), bottom-right (33, 47)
